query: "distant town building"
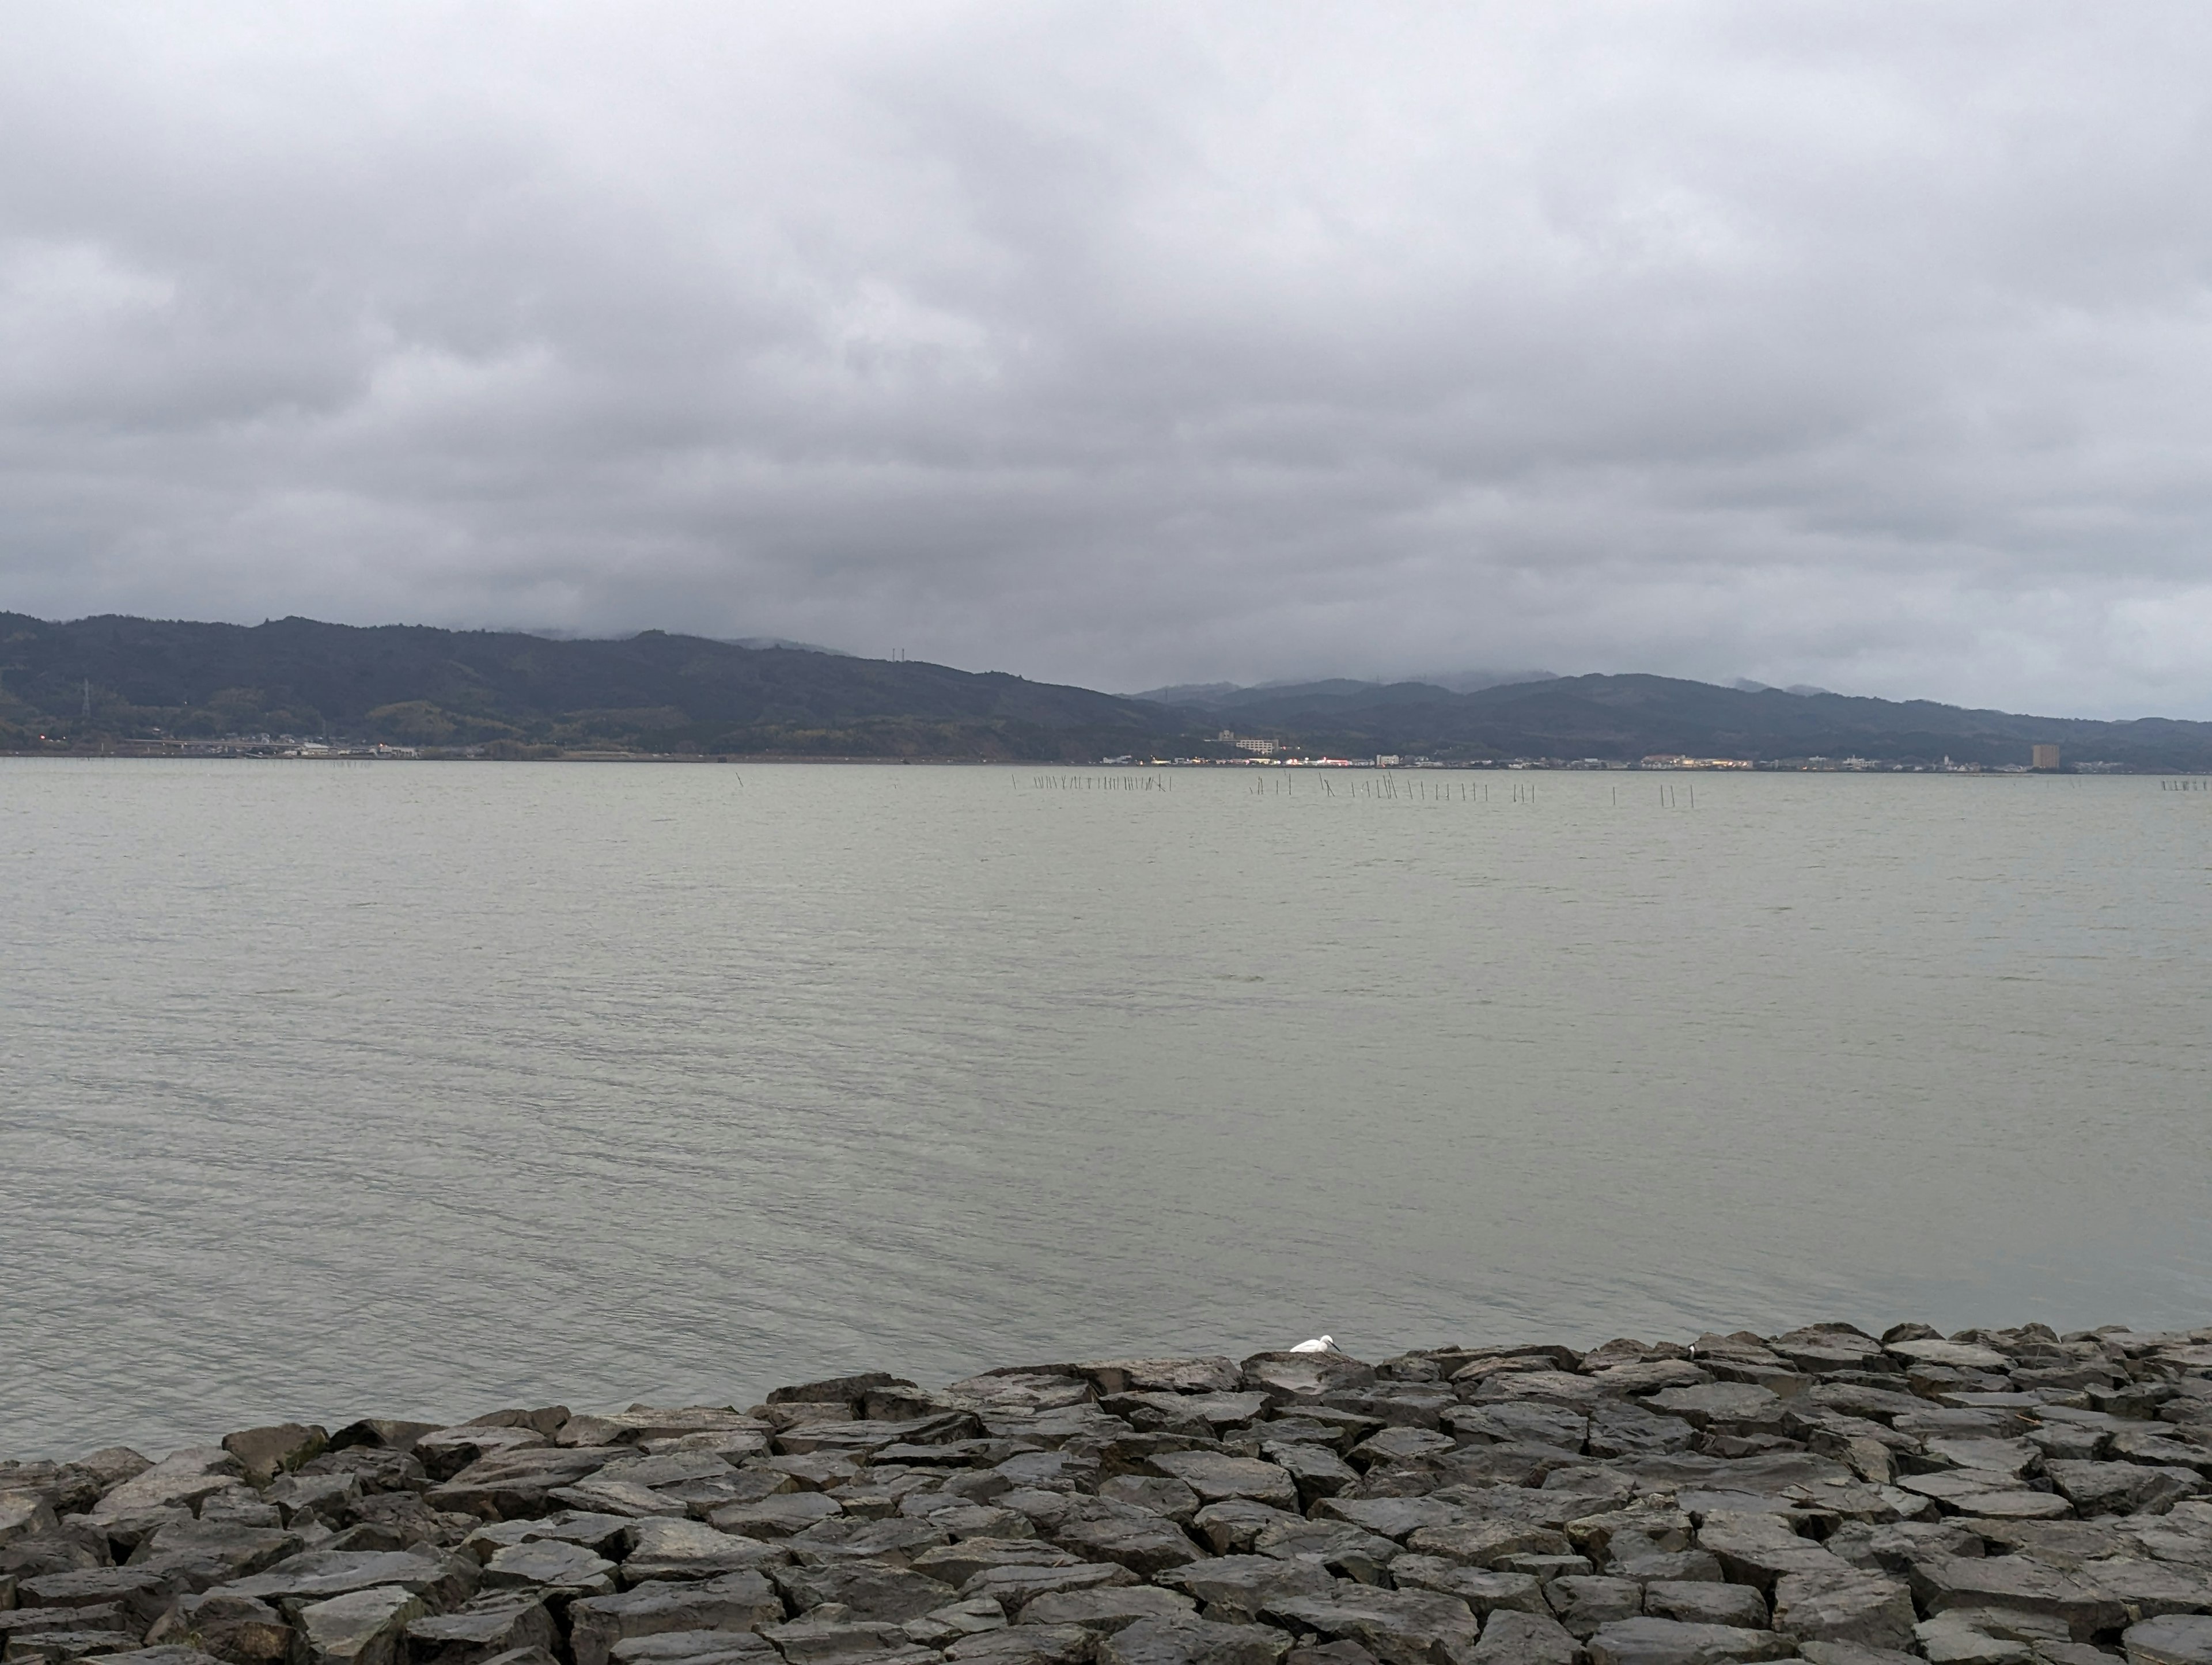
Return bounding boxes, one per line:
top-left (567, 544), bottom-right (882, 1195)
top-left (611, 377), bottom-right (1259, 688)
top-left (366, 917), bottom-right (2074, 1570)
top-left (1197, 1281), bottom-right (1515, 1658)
top-left (1374, 754), bottom-right (1400, 768)
top-left (2032, 744), bottom-right (2061, 771)
top-left (1230, 735), bottom-right (1279, 756)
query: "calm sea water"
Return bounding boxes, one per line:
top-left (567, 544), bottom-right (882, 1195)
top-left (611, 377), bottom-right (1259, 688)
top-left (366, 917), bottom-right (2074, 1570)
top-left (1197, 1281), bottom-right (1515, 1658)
top-left (3, 760), bottom-right (2209, 1459)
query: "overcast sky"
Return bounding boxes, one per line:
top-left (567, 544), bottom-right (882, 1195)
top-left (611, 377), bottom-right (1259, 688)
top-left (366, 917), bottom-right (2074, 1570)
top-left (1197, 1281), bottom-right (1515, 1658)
top-left (5, 4), bottom-right (2211, 713)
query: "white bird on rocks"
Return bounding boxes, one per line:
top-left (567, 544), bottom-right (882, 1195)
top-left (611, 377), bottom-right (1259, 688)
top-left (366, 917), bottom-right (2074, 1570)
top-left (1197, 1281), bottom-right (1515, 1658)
top-left (1290, 1334), bottom-right (1336, 1353)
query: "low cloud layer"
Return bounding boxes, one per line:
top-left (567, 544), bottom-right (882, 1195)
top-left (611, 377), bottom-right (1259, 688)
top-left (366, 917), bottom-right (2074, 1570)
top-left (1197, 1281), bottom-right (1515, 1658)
top-left (4, 2), bottom-right (2211, 714)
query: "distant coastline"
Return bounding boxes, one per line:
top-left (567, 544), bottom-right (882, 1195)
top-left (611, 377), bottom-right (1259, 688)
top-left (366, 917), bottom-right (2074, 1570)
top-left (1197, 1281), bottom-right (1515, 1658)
top-left (5, 612), bottom-right (2211, 769)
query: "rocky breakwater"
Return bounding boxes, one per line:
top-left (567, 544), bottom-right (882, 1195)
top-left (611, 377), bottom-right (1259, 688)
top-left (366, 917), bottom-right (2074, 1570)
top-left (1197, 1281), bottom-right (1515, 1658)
top-left (6, 1324), bottom-right (2212, 1665)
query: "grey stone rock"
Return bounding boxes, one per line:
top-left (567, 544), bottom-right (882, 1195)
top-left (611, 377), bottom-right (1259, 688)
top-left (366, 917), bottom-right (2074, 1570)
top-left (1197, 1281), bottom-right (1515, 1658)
top-left (1607, 1556), bottom-right (1721, 1587)
top-left (963, 1565), bottom-right (1139, 1618)
top-left (1566, 1509), bottom-right (1691, 1569)
top-left (1142, 1459), bottom-right (1292, 1513)
top-left (1266, 1448), bottom-right (1359, 1508)
top-left (425, 1451), bottom-right (620, 1522)
top-left (460, 1513), bottom-right (635, 1564)
top-left (1074, 1362), bottom-right (1241, 1398)
top-left (1466, 1610), bottom-right (1579, 1665)
top-left (1096, 1481), bottom-right (1203, 1526)
top-left (1050, 1511), bottom-right (1206, 1579)
top-left (1583, 1409), bottom-right (1695, 1463)
top-left (758, 1612), bottom-right (915, 1662)
top-left (901, 1599), bottom-right (1010, 1649)
top-left (1770, 1571), bottom-right (1914, 1649)
top-left (1914, 1610), bottom-right (2065, 1665)
top-left (1239, 1357), bottom-right (1378, 1409)
top-left (2032, 1643), bottom-right (2120, 1665)
top-left (1191, 1503), bottom-right (1305, 1557)
top-left (568, 1571), bottom-right (786, 1665)
top-left (1692, 1514), bottom-right (1850, 1591)
top-left (292, 1586), bottom-right (426, 1665)
top-left (551, 1481), bottom-right (686, 1521)
top-left (607, 1632), bottom-right (774, 1665)
top-left (908, 1543), bottom-right (1077, 1590)
top-left (405, 1591), bottom-right (558, 1665)
top-left (1494, 1557), bottom-right (1592, 1582)
top-left (1018, 1588), bottom-right (1195, 1634)
top-left (559, 1413), bottom-right (764, 1452)
top-left (4, 1627), bottom-right (146, 1663)
top-left (1923, 1439), bottom-right (2042, 1478)
top-left (90, 1455), bottom-right (246, 1524)
top-left (786, 1519), bottom-right (949, 1568)
top-left (128, 1520), bottom-right (305, 1588)
top-left (946, 1624), bottom-right (1097, 1665)
top-left (167, 1591), bottom-right (290, 1665)
top-left (1642, 1389), bottom-right (1783, 1438)
top-left (2, 1499), bottom-right (62, 1548)
top-left (194, 1496), bottom-right (279, 1533)
top-left (772, 1561), bottom-right (960, 1622)
top-left (221, 1550), bottom-right (476, 1618)
top-left (1640, 1586), bottom-right (1764, 1630)
top-left (1312, 1501), bottom-right (1461, 1543)
top-left (1823, 1519), bottom-right (1983, 1575)
top-left (19, 1572), bottom-right (175, 1633)
top-left (78, 1649), bottom-right (223, 1665)
top-left (1908, 1555), bottom-right (2127, 1639)
top-left (219, 1429), bottom-right (327, 1487)
top-left (1888, 1342), bottom-right (2012, 1373)
top-left (620, 1521), bottom-right (779, 1584)
top-left (1403, 1524), bottom-right (1570, 1572)
top-left (1443, 1406), bottom-right (1587, 1452)
top-left (1544, 1577), bottom-right (1641, 1640)
top-left (1285, 1642), bottom-right (1380, 1665)
top-left (1392, 1562), bottom-right (1544, 1616)
top-left (706, 1496), bottom-right (843, 1541)
top-left (1099, 1617), bottom-right (1289, 1665)
top-left (297, 1452), bottom-right (426, 1498)
top-left (1259, 1584), bottom-right (1480, 1665)
top-left (480, 1540), bottom-right (615, 1593)
top-left (413, 1433), bottom-right (549, 1486)
top-left (1250, 1522), bottom-right (1397, 1586)
top-left (769, 1376), bottom-right (916, 1412)
top-left (2126, 1615), bottom-right (2212, 1665)
top-left (2111, 1433), bottom-right (2212, 1480)
top-left (1796, 1644), bottom-right (1923, 1665)
top-left (1105, 1397), bottom-right (1270, 1438)
top-left (1351, 1433), bottom-right (1458, 1471)
top-left (1581, 1618), bottom-right (1793, 1665)
top-left (0, 1611), bottom-right (130, 1644)
top-left (2085, 1558), bottom-right (2212, 1622)
top-left (1154, 1558), bottom-right (1334, 1625)
top-left (2048, 1465), bottom-right (2202, 1518)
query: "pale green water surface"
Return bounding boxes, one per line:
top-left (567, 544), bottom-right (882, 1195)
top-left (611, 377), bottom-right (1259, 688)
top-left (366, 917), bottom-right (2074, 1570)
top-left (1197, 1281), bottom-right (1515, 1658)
top-left (2, 760), bottom-right (2207, 1457)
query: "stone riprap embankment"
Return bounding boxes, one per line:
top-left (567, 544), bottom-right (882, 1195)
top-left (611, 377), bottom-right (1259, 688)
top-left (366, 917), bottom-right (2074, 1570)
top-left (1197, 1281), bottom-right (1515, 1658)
top-left (6, 1325), bottom-right (2212, 1665)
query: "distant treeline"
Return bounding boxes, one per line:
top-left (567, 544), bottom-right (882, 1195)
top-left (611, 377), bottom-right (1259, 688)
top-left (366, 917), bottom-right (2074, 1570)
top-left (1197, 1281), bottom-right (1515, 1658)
top-left (4, 612), bottom-right (2209, 767)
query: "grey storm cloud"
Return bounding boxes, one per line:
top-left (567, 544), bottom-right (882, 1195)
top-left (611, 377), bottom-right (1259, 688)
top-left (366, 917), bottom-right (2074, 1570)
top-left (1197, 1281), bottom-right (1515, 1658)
top-left (4, 1), bottom-right (2211, 713)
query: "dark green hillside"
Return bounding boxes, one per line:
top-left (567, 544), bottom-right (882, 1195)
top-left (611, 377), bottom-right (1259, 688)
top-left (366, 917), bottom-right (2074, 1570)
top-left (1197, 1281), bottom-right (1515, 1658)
top-left (1151, 673), bottom-right (2212, 768)
top-left (0, 614), bottom-right (1197, 758)
top-left (5, 612), bottom-right (2208, 765)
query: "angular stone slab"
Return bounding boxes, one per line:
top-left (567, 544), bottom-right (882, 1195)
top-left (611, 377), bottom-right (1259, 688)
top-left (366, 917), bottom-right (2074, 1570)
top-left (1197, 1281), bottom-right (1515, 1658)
top-left (1582, 1618), bottom-right (1796, 1665)
top-left (1100, 1618), bottom-right (1290, 1665)
top-left (293, 1586), bottom-right (427, 1665)
top-left (568, 1572), bottom-right (786, 1665)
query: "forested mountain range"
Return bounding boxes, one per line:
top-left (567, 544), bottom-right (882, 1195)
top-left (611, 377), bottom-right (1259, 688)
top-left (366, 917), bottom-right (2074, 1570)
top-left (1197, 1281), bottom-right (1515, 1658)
top-left (3, 612), bottom-right (2207, 767)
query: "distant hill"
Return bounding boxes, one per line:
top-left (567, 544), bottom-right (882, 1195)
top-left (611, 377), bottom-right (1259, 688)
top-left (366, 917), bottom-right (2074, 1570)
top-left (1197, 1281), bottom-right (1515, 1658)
top-left (0, 614), bottom-right (1188, 759)
top-left (3, 613), bottom-right (2207, 766)
top-left (1144, 672), bottom-right (2212, 769)
top-left (1131, 670), bottom-right (1554, 707)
